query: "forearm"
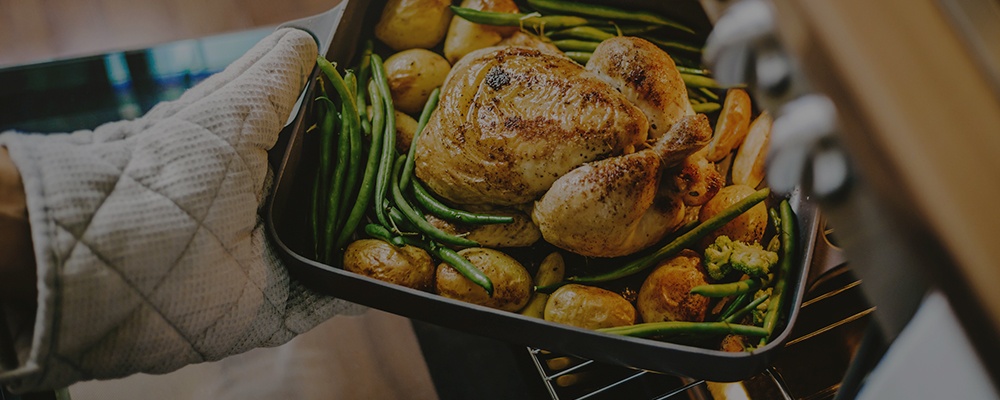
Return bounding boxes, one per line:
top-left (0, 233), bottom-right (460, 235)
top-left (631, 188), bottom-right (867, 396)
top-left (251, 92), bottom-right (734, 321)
top-left (0, 146), bottom-right (34, 304)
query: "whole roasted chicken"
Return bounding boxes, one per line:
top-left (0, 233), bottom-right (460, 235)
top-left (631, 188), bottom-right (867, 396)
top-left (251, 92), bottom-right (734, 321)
top-left (415, 37), bottom-right (711, 257)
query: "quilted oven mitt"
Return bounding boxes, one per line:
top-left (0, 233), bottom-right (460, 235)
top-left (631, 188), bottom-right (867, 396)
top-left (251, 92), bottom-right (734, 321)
top-left (0, 28), bottom-right (362, 393)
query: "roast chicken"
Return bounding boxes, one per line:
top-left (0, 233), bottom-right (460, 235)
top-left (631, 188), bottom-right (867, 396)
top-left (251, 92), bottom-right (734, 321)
top-left (532, 115), bottom-right (712, 257)
top-left (587, 36), bottom-right (695, 139)
top-left (415, 46), bottom-right (649, 206)
top-left (415, 37), bottom-right (709, 257)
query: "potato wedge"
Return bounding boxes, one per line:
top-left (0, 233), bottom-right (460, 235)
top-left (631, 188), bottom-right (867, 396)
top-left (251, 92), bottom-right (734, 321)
top-left (731, 111), bottom-right (773, 188)
top-left (705, 89), bottom-right (752, 162)
top-left (375, 0), bottom-right (453, 51)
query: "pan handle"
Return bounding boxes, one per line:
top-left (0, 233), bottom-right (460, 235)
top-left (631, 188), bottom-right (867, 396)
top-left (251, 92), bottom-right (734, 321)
top-left (805, 214), bottom-right (849, 289)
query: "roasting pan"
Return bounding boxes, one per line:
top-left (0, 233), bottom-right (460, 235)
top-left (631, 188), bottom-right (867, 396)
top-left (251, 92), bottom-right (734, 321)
top-left (266, 0), bottom-right (821, 381)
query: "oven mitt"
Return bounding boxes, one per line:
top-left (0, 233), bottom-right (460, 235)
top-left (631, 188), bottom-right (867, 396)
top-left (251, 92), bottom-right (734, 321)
top-left (0, 28), bottom-right (363, 393)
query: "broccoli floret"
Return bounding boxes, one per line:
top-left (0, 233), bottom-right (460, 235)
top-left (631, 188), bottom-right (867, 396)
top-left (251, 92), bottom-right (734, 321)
top-left (730, 241), bottom-right (779, 277)
top-left (752, 288), bottom-right (773, 325)
top-left (703, 235), bottom-right (779, 280)
top-left (703, 236), bottom-right (735, 280)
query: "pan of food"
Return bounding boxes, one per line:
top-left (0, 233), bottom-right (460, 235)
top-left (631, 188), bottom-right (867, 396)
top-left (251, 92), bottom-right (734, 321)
top-left (267, 0), bottom-right (821, 381)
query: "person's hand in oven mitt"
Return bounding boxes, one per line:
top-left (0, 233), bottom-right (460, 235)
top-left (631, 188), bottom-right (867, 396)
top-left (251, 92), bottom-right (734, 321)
top-left (0, 28), bottom-right (363, 393)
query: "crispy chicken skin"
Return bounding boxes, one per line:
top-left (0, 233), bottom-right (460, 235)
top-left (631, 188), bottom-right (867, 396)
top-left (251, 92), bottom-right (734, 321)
top-left (587, 36), bottom-right (694, 139)
top-left (532, 115), bottom-right (712, 257)
top-left (415, 46), bottom-right (649, 206)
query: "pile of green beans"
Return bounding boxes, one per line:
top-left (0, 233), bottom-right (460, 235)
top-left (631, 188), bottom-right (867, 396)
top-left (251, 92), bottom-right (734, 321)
top-left (311, 53), bottom-right (520, 296)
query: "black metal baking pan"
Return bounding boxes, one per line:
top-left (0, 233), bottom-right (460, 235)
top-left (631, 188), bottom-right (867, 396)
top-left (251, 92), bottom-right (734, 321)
top-left (266, 0), bottom-right (821, 382)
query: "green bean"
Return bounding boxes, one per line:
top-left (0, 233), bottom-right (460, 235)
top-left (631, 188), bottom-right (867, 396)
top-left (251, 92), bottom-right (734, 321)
top-left (334, 80), bottom-right (385, 252)
top-left (325, 91), bottom-right (351, 261)
top-left (595, 23), bottom-right (664, 36)
top-left (691, 277), bottom-right (766, 298)
top-left (598, 321), bottom-right (768, 338)
top-left (548, 26), bottom-right (614, 41)
top-left (676, 66), bottom-right (712, 76)
top-left (449, 6), bottom-right (589, 31)
top-left (364, 223), bottom-right (405, 247)
top-left (389, 155), bottom-right (480, 248)
top-left (692, 102), bottom-right (721, 114)
top-left (769, 207), bottom-right (782, 232)
top-left (317, 57), bottom-right (361, 260)
top-left (312, 96), bottom-right (337, 259)
top-left (762, 200), bottom-right (797, 343)
top-left (526, 0), bottom-right (694, 34)
top-left (355, 40), bottom-right (373, 136)
top-left (400, 87), bottom-right (439, 191)
top-left (717, 292), bottom-right (750, 321)
top-left (412, 180), bottom-right (515, 225)
top-left (568, 188), bottom-right (770, 284)
top-left (370, 54), bottom-right (397, 228)
top-left (553, 39), bottom-right (600, 53)
top-left (337, 73), bottom-right (364, 231)
top-left (642, 36), bottom-right (703, 54)
top-left (723, 293), bottom-right (770, 324)
top-left (428, 241), bottom-right (494, 296)
top-left (564, 51), bottom-right (592, 64)
top-left (680, 73), bottom-right (742, 89)
top-left (698, 87), bottom-right (719, 102)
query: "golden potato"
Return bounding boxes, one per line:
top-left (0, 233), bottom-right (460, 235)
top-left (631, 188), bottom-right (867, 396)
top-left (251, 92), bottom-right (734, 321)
top-left (636, 250), bottom-right (710, 323)
top-left (384, 49), bottom-right (451, 115)
top-left (375, 0), bottom-right (453, 51)
top-left (343, 239), bottom-right (435, 291)
top-left (435, 248), bottom-right (532, 311)
top-left (699, 184), bottom-right (768, 246)
top-left (394, 110), bottom-right (419, 153)
top-left (443, 0), bottom-right (520, 64)
top-left (544, 284), bottom-right (636, 329)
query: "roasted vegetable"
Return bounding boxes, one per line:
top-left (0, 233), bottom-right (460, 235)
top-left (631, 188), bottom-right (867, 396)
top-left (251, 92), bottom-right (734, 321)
top-left (544, 284), bottom-right (636, 329)
top-left (698, 185), bottom-right (768, 247)
top-left (520, 252), bottom-right (566, 318)
top-left (732, 111), bottom-right (773, 188)
top-left (444, 0), bottom-right (520, 64)
top-left (375, 0), bottom-right (454, 51)
top-left (383, 49), bottom-right (451, 115)
top-left (636, 250), bottom-right (711, 323)
top-left (705, 89), bottom-right (752, 162)
top-left (343, 239), bottom-right (436, 291)
top-left (703, 235), bottom-right (778, 279)
top-left (435, 247), bottom-right (532, 311)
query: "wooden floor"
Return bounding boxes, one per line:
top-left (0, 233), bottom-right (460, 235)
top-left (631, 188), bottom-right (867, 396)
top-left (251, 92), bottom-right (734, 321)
top-left (0, 0), bottom-right (340, 67)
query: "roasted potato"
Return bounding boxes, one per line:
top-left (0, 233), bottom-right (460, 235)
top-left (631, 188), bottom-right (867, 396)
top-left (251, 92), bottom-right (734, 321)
top-left (343, 239), bottom-right (435, 291)
top-left (384, 49), bottom-right (451, 115)
top-left (636, 250), bottom-right (711, 323)
top-left (698, 184), bottom-right (768, 246)
top-left (375, 0), bottom-right (453, 51)
top-left (435, 248), bottom-right (532, 311)
top-left (544, 284), bottom-right (637, 329)
top-left (520, 252), bottom-right (565, 318)
top-left (394, 110), bottom-right (419, 153)
top-left (731, 111), bottom-right (772, 188)
top-left (705, 89), bottom-right (752, 162)
top-left (443, 0), bottom-right (520, 64)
